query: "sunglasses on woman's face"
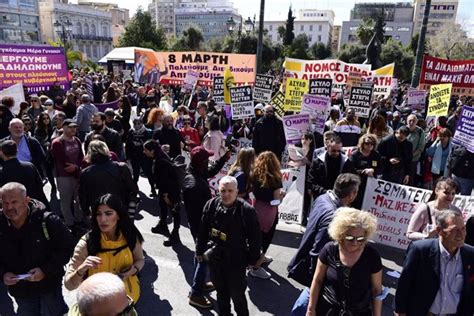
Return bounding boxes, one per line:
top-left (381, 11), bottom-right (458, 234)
top-left (344, 235), bottom-right (366, 242)
top-left (183, 121), bottom-right (191, 125)
top-left (364, 142), bottom-right (374, 146)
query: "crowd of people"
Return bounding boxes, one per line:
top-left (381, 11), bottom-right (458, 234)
top-left (0, 69), bottom-right (473, 316)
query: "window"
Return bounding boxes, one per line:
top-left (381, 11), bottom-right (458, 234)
top-left (92, 44), bottom-right (98, 57)
top-left (20, 15), bottom-right (38, 28)
top-left (90, 24), bottom-right (96, 36)
top-left (1, 14), bottom-right (20, 27)
top-left (397, 26), bottom-right (410, 32)
top-left (318, 35), bottom-right (322, 42)
top-left (84, 23), bottom-right (89, 35)
top-left (318, 25), bottom-right (322, 31)
top-left (102, 25), bottom-right (108, 37)
top-left (300, 25), bottom-right (304, 31)
top-left (22, 30), bottom-right (39, 42)
top-left (309, 25), bottom-right (313, 31)
top-left (76, 22), bottom-right (82, 35)
top-left (86, 45), bottom-right (91, 58)
top-left (384, 26), bottom-right (393, 31)
top-left (308, 35), bottom-right (312, 41)
top-left (3, 28), bottom-right (22, 41)
top-left (19, 0), bottom-right (35, 6)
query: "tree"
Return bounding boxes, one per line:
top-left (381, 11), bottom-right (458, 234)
top-left (118, 7), bottom-right (167, 50)
top-left (356, 18), bottom-right (375, 45)
top-left (277, 25), bottom-right (286, 42)
top-left (48, 39), bottom-right (83, 69)
top-left (381, 39), bottom-right (414, 81)
top-left (310, 42), bottom-right (332, 59)
top-left (284, 34), bottom-right (310, 59)
top-left (338, 43), bottom-right (366, 64)
top-left (283, 6), bottom-right (295, 46)
top-left (426, 22), bottom-right (474, 60)
top-left (172, 26), bottom-right (204, 51)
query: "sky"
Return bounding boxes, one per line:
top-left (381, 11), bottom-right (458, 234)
top-left (106, 0), bottom-right (474, 34)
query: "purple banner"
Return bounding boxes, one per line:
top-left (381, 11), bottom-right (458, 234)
top-left (283, 113), bottom-right (310, 144)
top-left (453, 106), bottom-right (474, 153)
top-left (0, 44), bottom-right (68, 93)
top-left (96, 100), bottom-right (120, 113)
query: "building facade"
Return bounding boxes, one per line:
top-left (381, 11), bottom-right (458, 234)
top-left (339, 2), bottom-right (414, 49)
top-left (0, 0), bottom-right (42, 44)
top-left (413, 0), bottom-right (458, 36)
top-left (148, 0), bottom-right (175, 36)
top-left (331, 25), bottom-right (341, 53)
top-left (39, 0), bottom-right (113, 62)
top-left (264, 9), bottom-right (335, 47)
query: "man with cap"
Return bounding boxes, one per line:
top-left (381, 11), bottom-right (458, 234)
top-left (50, 118), bottom-right (84, 231)
top-left (183, 146), bottom-right (229, 308)
top-left (252, 104), bottom-right (286, 160)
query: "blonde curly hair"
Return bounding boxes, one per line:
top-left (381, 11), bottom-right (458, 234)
top-left (328, 207), bottom-right (377, 243)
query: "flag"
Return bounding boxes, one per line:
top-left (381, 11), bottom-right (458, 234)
top-left (223, 67), bottom-right (235, 105)
top-left (375, 63), bottom-right (395, 76)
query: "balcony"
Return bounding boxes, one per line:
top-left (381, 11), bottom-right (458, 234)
top-left (72, 34), bottom-right (113, 41)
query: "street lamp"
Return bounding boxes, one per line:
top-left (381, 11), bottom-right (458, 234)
top-left (226, 16), bottom-right (236, 36)
top-left (244, 16), bottom-right (254, 34)
top-left (53, 18), bottom-right (73, 48)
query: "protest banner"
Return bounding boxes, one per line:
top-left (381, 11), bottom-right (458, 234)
top-left (420, 55), bottom-right (474, 89)
top-left (427, 83), bottom-right (452, 117)
top-left (0, 82), bottom-right (25, 115)
top-left (212, 76), bottom-right (225, 106)
top-left (253, 74), bottom-right (274, 103)
top-left (95, 100), bottom-right (120, 113)
top-left (284, 78), bottom-right (308, 112)
top-left (134, 49), bottom-right (256, 86)
top-left (279, 166), bottom-right (305, 224)
top-left (283, 113), bottom-right (310, 144)
top-left (183, 69), bottom-right (199, 90)
top-left (407, 89), bottom-right (427, 111)
top-left (453, 105), bottom-right (474, 153)
top-left (223, 67), bottom-right (235, 105)
top-left (0, 44), bottom-right (68, 92)
top-left (348, 86), bottom-right (373, 118)
top-left (230, 85), bottom-right (254, 120)
top-left (308, 78), bottom-right (332, 97)
top-left (362, 75), bottom-right (393, 99)
top-left (301, 94), bottom-right (331, 134)
top-left (362, 178), bottom-right (474, 249)
top-left (84, 76), bottom-right (94, 99)
top-left (346, 71), bottom-right (362, 88)
top-left (271, 91), bottom-right (285, 117)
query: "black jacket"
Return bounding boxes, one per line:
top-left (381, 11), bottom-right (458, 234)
top-left (0, 158), bottom-right (49, 208)
top-left (152, 157), bottom-right (181, 202)
top-left (125, 128), bottom-right (152, 160)
top-left (377, 134), bottom-right (413, 178)
top-left (196, 197), bottom-right (261, 267)
top-left (0, 200), bottom-right (75, 298)
top-left (252, 115), bottom-right (286, 159)
top-left (1, 134), bottom-right (46, 177)
top-left (0, 105), bottom-right (15, 139)
top-left (182, 157), bottom-right (227, 238)
top-left (153, 128), bottom-right (184, 159)
top-left (395, 239), bottom-right (474, 316)
top-left (84, 127), bottom-right (123, 158)
top-left (79, 159), bottom-right (138, 213)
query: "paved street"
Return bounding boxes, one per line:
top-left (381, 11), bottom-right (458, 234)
top-left (0, 177), bottom-right (405, 315)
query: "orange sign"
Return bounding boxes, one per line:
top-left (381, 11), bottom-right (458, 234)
top-left (134, 49), bottom-right (256, 86)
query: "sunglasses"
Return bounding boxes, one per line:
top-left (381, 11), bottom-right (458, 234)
top-left (344, 235), bottom-right (366, 242)
top-left (266, 110), bottom-right (274, 114)
top-left (364, 142), bottom-right (374, 146)
top-left (183, 121), bottom-right (191, 124)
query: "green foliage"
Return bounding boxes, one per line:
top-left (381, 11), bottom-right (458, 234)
top-left (283, 6), bottom-right (295, 46)
top-left (310, 42), bottom-right (332, 59)
top-left (380, 39), bottom-right (414, 81)
top-left (337, 43), bottom-right (366, 64)
top-left (284, 34), bottom-right (310, 59)
top-left (171, 26), bottom-right (204, 51)
top-left (118, 7), bottom-right (167, 51)
top-left (277, 25), bottom-right (286, 42)
top-left (48, 38), bottom-right (84, 69)
top-left (426, 22), bottom-right (474, 60)
top-left (83, 59), bottom-right (102, 72)
top-left (356, 18), bottom-right (375, 45)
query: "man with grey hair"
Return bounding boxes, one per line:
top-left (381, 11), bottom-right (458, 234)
top-left (406, 114), bottom-right (425, 186)
top-left (196, 176), bottom-right (261, 316)
top-left (74, 94), bottom-right (98, 141)
top-left (69, 272), bottom-right (137, 316)
top-left (0, 182), bottom-right (75, 315)
top-left (395, 210), bottom-right (474, 316)
top-left (289, 173), bottom-right (361, 315)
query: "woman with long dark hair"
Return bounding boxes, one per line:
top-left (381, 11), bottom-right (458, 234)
top-left (144, 139), bottom-right (182, 246)
top-left (65, 194), bottom-right (145, 303)
top-left (202, 115), bottom-right (225, 161)
top-left (34, 112), bottom-right (55, 191)
top-left (118, 95), bottom-right (132, 138)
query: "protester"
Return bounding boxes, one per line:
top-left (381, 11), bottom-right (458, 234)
top-left (367, 111), bottom-right (392, 141)
top-left (305, 207), bottom-right (383, 316)
top-left (447, 145), bottom-right (474, 195)
top-left (104, 108), bottom-right (124, 136)
top-left (446, 105), bottom-right (462, 132)
top-left (74, 94), bottom-right (98, 141)
top-left (180, 114), bottom-right (201, 150)
top-left (0, 96), bottom-right (16, 139)
top-left (308, 136), bottom-right (355, 199)
top-left (334, 108), bottom-right (361, 147)
top-left (202, 115), bottom-right (226, 161)
top-left (406, 177), bottom-right (461, 241)
top-left (146, 107), bottom-right (165, 131)
top-left (395, 210), bottom-right (474, 316)
top-left (325, 107), bottom-right (340, 132)
top-left (425, 127), bottom-right (453, 184)
top-left (152, 114), bottom-right (185, 159)
top-left (288, 174), bottom-right (361, 314)
top-left (27, 95), bottom-right (45, 121)
top-left (377, 125), bottom-right (412, 184)
top-left (228, 147), bottom-right (256, 200)
top-left (194, 101), bottom-right (208, 140)
top-left (252, 104), bottom-right (286, 160)
top-left (406, 114), bottom-right (426, 186)
top-left (313, 130), bottom-right (335, 158)
top-left (51, 111), bottom-right (67, 140)
top-left (35, 112), bottom-right (56, 191)
top-left (84, 112), bottom-right (123, 158)
top-left (69, 272), bottom-right (138, 316)
top-left (251, 151), bottom-right (285, 279)
top-left (196, 176), bottom-right (261, 316)
top-left (0, 182), bottom-right (75, 315)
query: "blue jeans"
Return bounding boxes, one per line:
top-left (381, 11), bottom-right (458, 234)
top-left (191, 257), bottom-right (208, 296)
top-left (453, 175), bottom-right (474, 196)
top-left (15, 286), bottom-right (68, 316)
top-left (291, 287), bottom-right (310, 316)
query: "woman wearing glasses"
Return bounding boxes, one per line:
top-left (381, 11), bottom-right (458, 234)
top-left (349, 134), bottom-right (382, 209)
top-left (179, 114), bottom-right (201, 151)
top-left (306, 207), bottom-right (383, 316)
top-left (64, 194), bottom-right (145, 304)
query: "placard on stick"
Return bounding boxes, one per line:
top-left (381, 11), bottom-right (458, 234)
top-left (213, 76), bottom-right (224, 106)
top-left (308, 78), bottom-right (332, 97)
top-left (348, 86), bottom-right (373, 118)
top-left (254, 74), bottom-right (274, 103)
top-left (230, 85), bottom-right (254, 120)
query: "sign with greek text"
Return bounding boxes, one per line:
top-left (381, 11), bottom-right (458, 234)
top-left (284, 78), bottom-right (308, 112)
top-left (213, 76), bottom-right (225, 106)
top-left (283, 113), bottom-right (310, 144)
top-left (407, 88), bottom-right (427, 111)
top-left (308, 78), bottom-right (332, 97)
top-left (230, 85), bottom-right (254, 120)
top-left (183, 69), bottom-right (199, 90)
top-left (254, 74), bottom-right (274, 103)
top-left (453, 105), bottom-right (474, 153)
top-left (420, 55), bottom-right (474, 89)
top-left (301, 94), bottom-right (331, 134)
top-left (348, 86), bottom-right (373, 118)
top-left (427, 83), bottom-right (452, 117)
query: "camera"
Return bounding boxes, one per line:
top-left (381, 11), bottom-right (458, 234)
top-left (203, 242), bottom-right (224, 263)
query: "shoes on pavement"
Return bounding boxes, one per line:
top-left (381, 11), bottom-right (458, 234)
top-left (151, 224), bottom-right (170, 236)
top-left (262, 255), bottom-right (273, 265)
top-left (249, 267), bottom-right (271, 279)
top-left (202, 281), bottom-right (215, 292)
top-left (163, 230), bottom-right (180, 247)
top-left (189, 293), bottom-right (213, 309)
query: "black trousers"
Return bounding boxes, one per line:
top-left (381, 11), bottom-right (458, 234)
top-left (158, 195), bottom-right (181, 232)
top-left (130, 157), bottom-right (154, 188)
top-left (261, 214), bottom-right (278, 253)
top-left (209, 263), bottom-right (248, 316)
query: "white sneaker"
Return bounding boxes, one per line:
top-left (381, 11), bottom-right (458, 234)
top-left (262, 255), bottom-right (273, 265)
top-left (249, 267), bottom-right (271, 279)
